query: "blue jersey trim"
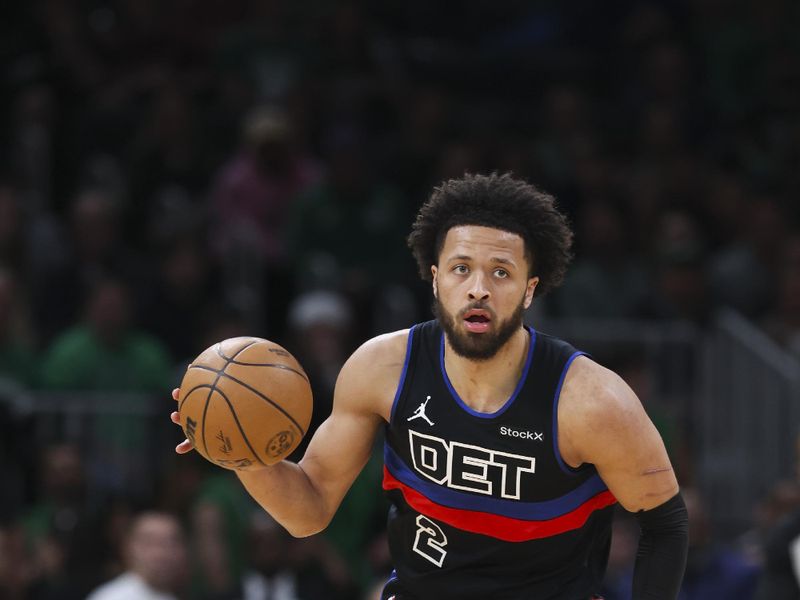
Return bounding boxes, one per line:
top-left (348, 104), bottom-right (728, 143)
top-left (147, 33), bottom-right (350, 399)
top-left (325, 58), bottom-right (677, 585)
top-left (389, 326), bottom-right (416, 424)
top-left (381, 570), bottom-right (398, 600)
top-left (552, 351), bottom-right (587, 476)
top-left (384, 442), bottom-right (608, 520)
top-left (439, 326), bottom-right (537, 419)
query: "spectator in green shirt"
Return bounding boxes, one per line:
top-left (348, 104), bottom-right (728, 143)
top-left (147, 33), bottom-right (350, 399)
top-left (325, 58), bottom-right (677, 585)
top-left (41, 277), bottom-right (172, 392)
top-left (41, 277), bottom-right (173, 496)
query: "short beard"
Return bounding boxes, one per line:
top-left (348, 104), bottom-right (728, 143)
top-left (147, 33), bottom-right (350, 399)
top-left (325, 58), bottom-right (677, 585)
top-left (433, 294), bottom-right (526, 361)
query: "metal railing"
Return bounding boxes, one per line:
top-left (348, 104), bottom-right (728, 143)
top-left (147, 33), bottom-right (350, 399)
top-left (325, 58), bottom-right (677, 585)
top-left (698, 309), bottom-right (800, 538)
top-left (0, 387), bottom-right (171, 503)
top-left (3, 311), bottom-right (798, 538)
top-left (534, 311), bottom-right (800, 540)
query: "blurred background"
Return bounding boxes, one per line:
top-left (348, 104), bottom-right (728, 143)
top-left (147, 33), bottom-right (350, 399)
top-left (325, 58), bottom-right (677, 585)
top-left (0, 0), bottom-right (799, 598)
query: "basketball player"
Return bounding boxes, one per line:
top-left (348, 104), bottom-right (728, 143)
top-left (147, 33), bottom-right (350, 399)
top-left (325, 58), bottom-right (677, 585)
top-left (171, 173), bottom-right (688, 599)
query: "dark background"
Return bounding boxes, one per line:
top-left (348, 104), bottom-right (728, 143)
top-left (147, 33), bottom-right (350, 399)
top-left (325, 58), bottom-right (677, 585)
top-left (1, 1), bottom-right (799, 598)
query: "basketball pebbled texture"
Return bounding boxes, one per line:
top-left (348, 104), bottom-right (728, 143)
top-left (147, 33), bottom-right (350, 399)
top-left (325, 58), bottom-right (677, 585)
top-left (178, 337), bottom-right (313, 470)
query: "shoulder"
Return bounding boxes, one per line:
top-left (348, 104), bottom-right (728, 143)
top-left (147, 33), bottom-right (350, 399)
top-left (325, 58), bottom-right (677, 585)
top-left (42, 328), bottom-right (92, 378)
top-left (340, 328), bottom-right (411, 385)
top-left (561, 355), bottom-right (638, 414)
top-left (47, 327), bottom-right (91, 353)
top-left (558, 355), bottom-right (644, 463)
top-left (559, 355), bottom-right (680, 511)
top-left (335, 328), bottom-right (412, 421)
top-left (128, 332), bottom-right (170, 360)
top-left (86, 573), bottom-right (139, 600)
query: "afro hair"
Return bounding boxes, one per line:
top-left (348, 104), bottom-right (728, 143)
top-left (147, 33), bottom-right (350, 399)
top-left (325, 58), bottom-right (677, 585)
top-left (407, 172), bottom-right (573, 297)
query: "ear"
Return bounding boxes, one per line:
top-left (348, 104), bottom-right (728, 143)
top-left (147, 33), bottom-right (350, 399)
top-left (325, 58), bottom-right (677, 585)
top-left (523, 276), bottom-right (539, 309)
top-left (431, 266), bottom-right (438, 299)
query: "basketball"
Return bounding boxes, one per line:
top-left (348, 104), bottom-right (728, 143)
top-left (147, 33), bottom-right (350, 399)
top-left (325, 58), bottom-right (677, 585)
top-left (177, 337), bottom-right (313, 470)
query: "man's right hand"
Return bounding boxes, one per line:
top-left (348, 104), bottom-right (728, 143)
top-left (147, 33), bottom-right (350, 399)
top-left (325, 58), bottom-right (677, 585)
top-left (171, 387), bottom-right (194, 454)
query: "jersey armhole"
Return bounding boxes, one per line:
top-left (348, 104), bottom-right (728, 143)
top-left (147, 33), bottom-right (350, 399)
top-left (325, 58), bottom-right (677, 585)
top-left (552, 350), bottom-right (591, 476)
top-left (388, 325), bottom-right (416, 424)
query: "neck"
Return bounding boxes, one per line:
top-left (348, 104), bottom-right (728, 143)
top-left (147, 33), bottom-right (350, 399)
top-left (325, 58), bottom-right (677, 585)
top-left (443, 326), bottom-right (530, 413)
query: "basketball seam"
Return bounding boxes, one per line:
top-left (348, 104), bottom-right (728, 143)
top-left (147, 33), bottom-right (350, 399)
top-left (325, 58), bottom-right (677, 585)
top-left (178, 383), bottom-right (215, 413)
top-left (212, 385), bottom-right (267, 467)
top-left (198, 339), bottom-right (258, 462)
top-left (216, 339), bottom-right (263, 362)
top-left (218, 339), bottom-right (308, 382)
top-left (191, 363), bottom-right (307, 436)
top-left (223, 360), bottom-right (308, 382)
top-left (180, 340), bottom-right (260, 415)
top-left (201, 372), bottom-right (224, 461)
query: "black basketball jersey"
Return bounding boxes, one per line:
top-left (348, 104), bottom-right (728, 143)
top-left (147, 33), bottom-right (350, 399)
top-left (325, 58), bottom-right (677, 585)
top-left (382, 320), bottom-right (616, 600)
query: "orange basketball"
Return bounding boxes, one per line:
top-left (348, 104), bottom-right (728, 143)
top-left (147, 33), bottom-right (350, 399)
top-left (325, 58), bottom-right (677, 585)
top-left (177, 337), bottom-right (313, 470)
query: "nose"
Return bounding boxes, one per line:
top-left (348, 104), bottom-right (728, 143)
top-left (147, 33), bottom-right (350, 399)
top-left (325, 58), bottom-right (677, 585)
top-left (468, 272), bottom-right (490, 302)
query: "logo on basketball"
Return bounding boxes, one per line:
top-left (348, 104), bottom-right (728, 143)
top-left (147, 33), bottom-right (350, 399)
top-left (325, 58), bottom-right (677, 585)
top-left (185, 417), bottom-right (198, 446)
top-left (267, 430), bottom-right (295, 458)
top-left (216, 430), bottom-right (233, 454)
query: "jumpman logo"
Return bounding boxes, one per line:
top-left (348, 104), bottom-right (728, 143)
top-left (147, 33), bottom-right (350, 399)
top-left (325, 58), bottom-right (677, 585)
top-left (408, 396), bottom-right (435, 426)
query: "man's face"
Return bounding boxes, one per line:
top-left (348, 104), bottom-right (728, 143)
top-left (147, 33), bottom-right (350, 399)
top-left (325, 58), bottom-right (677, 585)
top-left (432, 225), bottom-right (538, 361)
top-left (87, 281), bottom-right (130, 345)
top-left (127, 514), bottom-right (187, 592)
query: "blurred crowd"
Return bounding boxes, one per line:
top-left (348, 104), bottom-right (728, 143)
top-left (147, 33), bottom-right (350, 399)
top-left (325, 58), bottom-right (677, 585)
top-left (1, 0), bottom-right (800, 598)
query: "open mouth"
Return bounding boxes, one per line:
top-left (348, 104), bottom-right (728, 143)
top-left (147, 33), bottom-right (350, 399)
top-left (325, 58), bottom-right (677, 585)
top-left (465, 315), bottom-right (489, 323)
top-left (463, 309), bottom-right (491, 333)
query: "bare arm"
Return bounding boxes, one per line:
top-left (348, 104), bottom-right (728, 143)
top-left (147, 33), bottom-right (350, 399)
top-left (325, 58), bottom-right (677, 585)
top-left (558, 356), bottom-right (678, 511)
top-left (559, 356), bottom-right (688, 598)
top-left (172, 331), bottom-right (406, 538)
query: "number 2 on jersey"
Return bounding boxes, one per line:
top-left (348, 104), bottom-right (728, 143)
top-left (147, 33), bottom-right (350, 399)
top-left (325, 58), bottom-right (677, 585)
top-left (413, 515), bottom-right (448, 567)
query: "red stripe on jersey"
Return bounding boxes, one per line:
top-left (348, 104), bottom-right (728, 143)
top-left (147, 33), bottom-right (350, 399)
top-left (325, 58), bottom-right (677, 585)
top-left (382, 467), bottom-right (617, 542)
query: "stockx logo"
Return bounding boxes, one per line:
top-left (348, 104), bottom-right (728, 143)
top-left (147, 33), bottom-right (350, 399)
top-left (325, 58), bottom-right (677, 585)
top-left (500, 426), bottom-right (543, 441)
